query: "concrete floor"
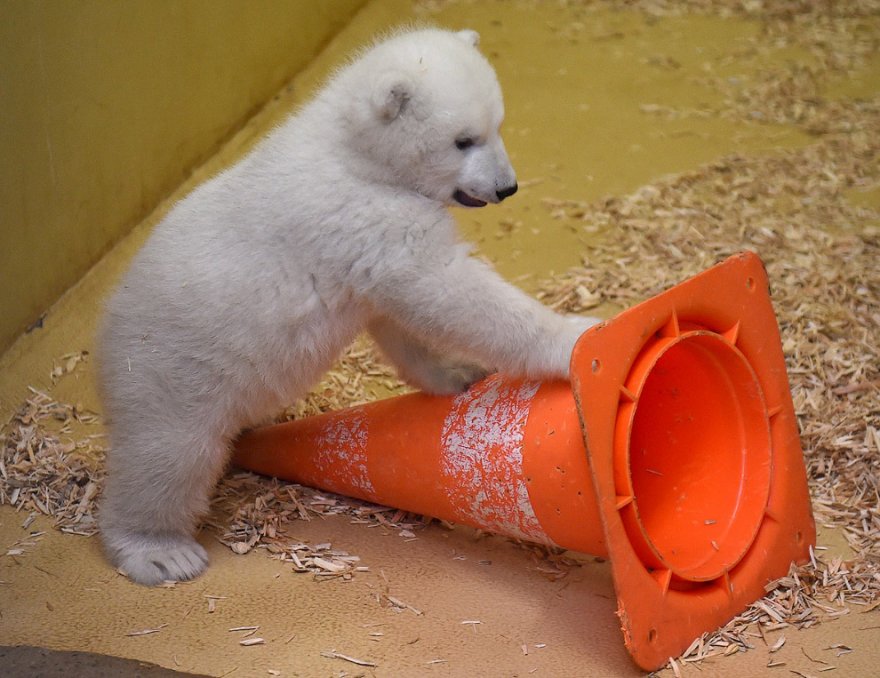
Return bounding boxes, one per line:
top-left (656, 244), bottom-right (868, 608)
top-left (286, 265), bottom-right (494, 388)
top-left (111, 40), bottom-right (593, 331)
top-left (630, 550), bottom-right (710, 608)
top-left (1, 1), bottom-right (878, 676)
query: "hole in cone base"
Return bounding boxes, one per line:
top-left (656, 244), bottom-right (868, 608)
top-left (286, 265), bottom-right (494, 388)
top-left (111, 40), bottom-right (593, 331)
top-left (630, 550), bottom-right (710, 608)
top-left (620, 330), bottom-right (772, 582)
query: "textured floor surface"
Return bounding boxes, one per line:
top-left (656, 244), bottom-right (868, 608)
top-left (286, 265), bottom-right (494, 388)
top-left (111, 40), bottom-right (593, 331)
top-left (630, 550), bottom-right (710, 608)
top-left (1, 1), bottom-right (878, 676)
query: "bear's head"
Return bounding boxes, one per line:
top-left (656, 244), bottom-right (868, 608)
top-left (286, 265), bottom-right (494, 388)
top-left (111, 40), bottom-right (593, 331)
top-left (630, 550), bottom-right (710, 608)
top-left (341, 28), bottom-right (518, 208)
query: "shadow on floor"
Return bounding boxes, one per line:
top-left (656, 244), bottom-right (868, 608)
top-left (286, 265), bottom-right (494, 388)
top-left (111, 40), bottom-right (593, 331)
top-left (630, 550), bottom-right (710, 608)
top-left (0, 646), bottom-right (207, 677)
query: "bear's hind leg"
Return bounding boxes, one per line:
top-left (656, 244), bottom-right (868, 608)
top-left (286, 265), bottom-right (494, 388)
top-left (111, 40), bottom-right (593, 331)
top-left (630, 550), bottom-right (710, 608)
top-left (100, 423), bottom-right (231, 585)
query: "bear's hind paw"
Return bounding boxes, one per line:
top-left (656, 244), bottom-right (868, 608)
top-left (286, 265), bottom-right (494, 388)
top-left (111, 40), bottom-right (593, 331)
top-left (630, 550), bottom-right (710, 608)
top-left (107, 531), bottom-right (209, 586)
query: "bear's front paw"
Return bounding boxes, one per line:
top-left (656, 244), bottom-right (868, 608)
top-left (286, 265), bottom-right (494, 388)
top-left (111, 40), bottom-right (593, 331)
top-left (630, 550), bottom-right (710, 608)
top-left (104, 529), bottom-right (209, 586)
top-left (566, 315), bottom-right (603, 334)
top-left (419, 361), bottom-right (492, 395)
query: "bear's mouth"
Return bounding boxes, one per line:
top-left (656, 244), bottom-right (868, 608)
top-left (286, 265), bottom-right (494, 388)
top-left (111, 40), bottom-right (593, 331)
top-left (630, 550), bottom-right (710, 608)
top-left (453, 189), bottom-right (487, 208)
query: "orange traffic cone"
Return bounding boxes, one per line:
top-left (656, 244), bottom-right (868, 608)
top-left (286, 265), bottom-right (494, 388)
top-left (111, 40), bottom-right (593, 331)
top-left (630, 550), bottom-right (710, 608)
top-left (233, 251), bottom-right (815, 670)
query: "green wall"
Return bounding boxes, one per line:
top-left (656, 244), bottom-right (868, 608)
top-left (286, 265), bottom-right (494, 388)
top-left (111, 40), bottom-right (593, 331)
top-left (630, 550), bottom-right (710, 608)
top-left (0, 0), bottom-right (365, 354)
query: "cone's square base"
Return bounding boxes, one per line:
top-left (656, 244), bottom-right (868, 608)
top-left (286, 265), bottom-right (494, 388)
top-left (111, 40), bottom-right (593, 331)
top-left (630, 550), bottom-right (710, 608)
top-left (570, 251), bottom-right (815, 669)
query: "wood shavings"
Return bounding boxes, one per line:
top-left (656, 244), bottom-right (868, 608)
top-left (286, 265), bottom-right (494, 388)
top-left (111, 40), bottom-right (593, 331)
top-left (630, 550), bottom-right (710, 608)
top-left (126, 624), bottom-right (168, 637)
top-left (239, 638), bottom-right (265, 647)
top-left (801, 647), bottom-right (831, 666)
top-left (50, 351), bottom-right (89, 384)
top-left (229, 540), bottom-right (255, 555)
top-left (0, 388), bottom-right (103, 535)
top-left (384, 594), bottom-right (423, 615)
top-left (320, 650), bottom-right (377, 667)
top-left (826, 644), bottom-right (852, 657)
top-left (311, 556), bottom-right (346, 573)
top-left (3, 531), bottom-right (45, 559)
top-left (203, 471), bottom-right (426, 580)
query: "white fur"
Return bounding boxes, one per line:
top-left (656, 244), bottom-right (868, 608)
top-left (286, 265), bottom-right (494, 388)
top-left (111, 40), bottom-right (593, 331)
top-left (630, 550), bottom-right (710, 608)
top-left (97, 28), bottom-right (599, 585)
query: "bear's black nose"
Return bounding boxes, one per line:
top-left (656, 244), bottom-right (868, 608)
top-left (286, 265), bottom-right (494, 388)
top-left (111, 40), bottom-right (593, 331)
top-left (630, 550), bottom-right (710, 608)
top-left (496, 183), bottom-right (518, 201)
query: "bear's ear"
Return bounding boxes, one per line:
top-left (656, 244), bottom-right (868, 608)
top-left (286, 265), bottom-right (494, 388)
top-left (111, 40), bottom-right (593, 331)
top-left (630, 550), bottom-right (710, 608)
top-left (456, 29), bottom-right (480, 47)
top-left (372, 71), bottom-right (414, 122)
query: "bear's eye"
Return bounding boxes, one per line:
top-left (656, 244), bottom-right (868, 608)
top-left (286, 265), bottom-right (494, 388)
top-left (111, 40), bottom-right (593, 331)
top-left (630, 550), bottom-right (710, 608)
top-left (455, 136), bottom-right (476, 151)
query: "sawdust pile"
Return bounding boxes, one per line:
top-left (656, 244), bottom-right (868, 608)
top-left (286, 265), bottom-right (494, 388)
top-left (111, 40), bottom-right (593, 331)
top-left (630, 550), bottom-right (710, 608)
top-left (0, 388), bottom-right (103, 537)
top-left (2, 0), bottom-right (878, 665)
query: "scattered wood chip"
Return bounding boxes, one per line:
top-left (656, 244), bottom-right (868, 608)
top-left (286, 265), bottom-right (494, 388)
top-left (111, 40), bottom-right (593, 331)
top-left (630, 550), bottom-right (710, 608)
top-left (385, 594), bottom-right (423, 615)
top-left (126, 624), bottom-right (168, 637)
top-left (801, 647), bottom-right (830, 665)
top-left (320, 650), bottom-right (376, 667)
top-left (826, 644), bottom-right (852, 657)
top-left (311, 557), bottom-right (346, 573)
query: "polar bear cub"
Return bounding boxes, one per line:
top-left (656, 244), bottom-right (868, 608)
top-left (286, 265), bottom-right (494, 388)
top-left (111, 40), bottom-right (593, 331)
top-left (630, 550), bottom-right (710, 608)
top-left (97, 28), bottom-right (598, 585)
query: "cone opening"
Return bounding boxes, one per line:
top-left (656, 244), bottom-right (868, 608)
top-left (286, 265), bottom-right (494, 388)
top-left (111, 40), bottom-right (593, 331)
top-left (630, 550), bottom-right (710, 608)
top-left (623, 330), bottom-right (772, 582)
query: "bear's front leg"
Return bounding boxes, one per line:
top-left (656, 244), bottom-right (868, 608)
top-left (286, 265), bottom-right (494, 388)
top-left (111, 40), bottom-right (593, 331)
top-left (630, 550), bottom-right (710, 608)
top-left (366, 248), bottom-right (601, 381)
top-left (368, 315), bottom-right (492, 394)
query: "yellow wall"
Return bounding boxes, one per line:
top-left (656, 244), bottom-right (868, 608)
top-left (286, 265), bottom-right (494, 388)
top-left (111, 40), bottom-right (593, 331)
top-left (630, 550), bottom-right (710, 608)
top-left (0, 0), bottom-right (365, 354)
